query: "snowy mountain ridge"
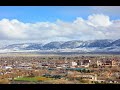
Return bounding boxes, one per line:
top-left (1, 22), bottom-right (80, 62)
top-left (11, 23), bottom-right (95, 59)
top-left (0, 39), bottom-right (120, 53)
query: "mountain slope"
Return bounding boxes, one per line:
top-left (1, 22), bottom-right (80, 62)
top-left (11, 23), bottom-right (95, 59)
top-left (3, 43), bottom-right (43, 50)
top-left (43, 41), bottom-right (64, 50)
top-left (0, 39), bottom-right (120, 53)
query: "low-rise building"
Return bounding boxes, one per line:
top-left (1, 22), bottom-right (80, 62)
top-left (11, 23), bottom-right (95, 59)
top-left (75, 74), bottom-right (97, 82)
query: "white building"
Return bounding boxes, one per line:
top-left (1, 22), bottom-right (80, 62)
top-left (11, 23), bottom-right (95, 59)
top-left (3, 66), bottom-right (13, 69)
top-left (71, 62), bottom-right (77, 68)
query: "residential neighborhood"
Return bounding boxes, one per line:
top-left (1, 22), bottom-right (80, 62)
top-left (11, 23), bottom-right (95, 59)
top-left (0, 54), bottom-right (120, 84)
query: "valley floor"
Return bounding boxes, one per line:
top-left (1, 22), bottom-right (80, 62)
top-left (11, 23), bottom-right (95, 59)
top-left (0, 53), bottom-right (120, 84)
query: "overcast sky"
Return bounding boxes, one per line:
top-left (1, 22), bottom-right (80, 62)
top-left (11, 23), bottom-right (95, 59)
top-left (0, 6), bottom-right (120, 41)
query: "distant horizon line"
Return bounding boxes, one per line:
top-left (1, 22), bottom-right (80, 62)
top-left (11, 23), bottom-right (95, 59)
top-left (0, 38), bottom-right (119, 43)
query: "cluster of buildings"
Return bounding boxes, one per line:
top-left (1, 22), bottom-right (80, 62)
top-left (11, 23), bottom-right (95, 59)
top-left (0, 55), bottom-right (120, 84)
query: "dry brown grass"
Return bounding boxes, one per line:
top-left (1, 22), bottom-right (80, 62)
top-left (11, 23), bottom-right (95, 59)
top-left (44, 78), bottom-right (76, 84)
top-left (0, 78), bottom-right (10, 84)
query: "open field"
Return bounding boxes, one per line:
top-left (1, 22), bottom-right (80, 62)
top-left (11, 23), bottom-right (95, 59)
top-left (14, 76), bottom-right (53, 82)
top-left (0, 52), bottom-right (120, 57)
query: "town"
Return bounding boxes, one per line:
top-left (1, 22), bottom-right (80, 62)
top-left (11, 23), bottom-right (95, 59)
top-left (0, 54), bottom-right (120, 84)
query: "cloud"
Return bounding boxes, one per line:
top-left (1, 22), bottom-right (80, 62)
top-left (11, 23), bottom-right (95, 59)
top-left (0, 19), bottom-right (28, 39)
top-left (0, 14), bottom-right (120, 41)
top-left (87, 14), bottom-right (112, 27)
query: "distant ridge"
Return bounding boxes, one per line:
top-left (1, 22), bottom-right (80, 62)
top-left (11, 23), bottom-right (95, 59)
top-left (0, 39), bottom-right (120, 54)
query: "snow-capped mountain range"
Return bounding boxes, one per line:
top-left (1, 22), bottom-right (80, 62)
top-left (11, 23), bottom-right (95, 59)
top-left (0, 39), bottom-right (120, 53)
